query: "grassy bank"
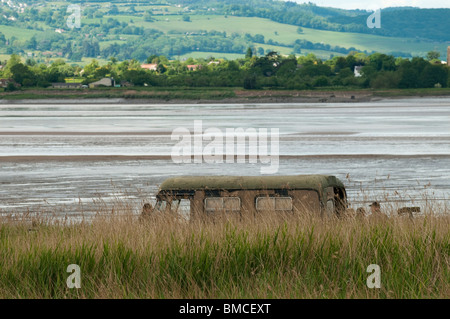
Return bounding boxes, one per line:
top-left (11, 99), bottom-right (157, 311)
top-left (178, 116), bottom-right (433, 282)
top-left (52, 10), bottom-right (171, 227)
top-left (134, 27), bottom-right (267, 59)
top-left (0, 210), bottom-right (448, 298)
top-left (1, 87), bottom-right (450, 102)
top-left (372, 88), bottom-right (450, 97)
top-left (0, 87), bottom-right (237, 101)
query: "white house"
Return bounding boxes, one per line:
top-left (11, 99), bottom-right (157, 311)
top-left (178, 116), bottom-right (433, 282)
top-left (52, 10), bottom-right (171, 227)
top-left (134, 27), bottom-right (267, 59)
top-left (354, 66), bottom-right (363, 77)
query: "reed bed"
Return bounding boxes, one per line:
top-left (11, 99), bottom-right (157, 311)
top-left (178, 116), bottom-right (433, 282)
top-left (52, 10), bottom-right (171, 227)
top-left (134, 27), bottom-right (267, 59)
top-left (0, 202), bottom-right (448, 299)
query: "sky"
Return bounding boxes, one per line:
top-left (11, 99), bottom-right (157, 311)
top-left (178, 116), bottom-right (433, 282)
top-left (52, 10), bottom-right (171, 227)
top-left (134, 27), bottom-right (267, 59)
top-left (293, 0), bottom-right (450, 10)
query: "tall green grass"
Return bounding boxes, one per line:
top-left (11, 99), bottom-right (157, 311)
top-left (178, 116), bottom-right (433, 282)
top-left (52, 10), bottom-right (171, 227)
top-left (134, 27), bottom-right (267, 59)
top-left (0, 209), bottom-right (448, 298)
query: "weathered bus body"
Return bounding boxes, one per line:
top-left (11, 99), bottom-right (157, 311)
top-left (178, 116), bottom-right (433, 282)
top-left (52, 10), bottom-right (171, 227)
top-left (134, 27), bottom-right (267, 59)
top-left (153, 175), bottom-right (347, 220)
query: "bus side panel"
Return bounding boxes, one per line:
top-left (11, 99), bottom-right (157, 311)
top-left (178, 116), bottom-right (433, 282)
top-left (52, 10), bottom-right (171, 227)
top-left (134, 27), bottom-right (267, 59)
top-left (192, 190), bottom-right (205, 219)
top-left (290, 190), bottom-right (321, 215)
top-left (191, 188), bottom-right (322, 219)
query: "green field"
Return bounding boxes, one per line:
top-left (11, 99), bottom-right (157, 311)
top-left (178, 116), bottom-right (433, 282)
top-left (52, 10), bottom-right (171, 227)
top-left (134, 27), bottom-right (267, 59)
top-left (0, 25), bottom-right (44, 41)
top-left (81, 12), bottom-right (444, 58)
top-left (144, 15), bottom-right (443, 56)
top-left (177, 51), bottom-right (246, 60)
top-left (0, 53), bottom-right (26, 63)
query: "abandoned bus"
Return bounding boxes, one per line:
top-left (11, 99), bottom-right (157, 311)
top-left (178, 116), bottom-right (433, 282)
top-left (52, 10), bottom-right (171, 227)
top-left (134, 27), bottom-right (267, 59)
top-left (151, 175), bottom-right (348, 220)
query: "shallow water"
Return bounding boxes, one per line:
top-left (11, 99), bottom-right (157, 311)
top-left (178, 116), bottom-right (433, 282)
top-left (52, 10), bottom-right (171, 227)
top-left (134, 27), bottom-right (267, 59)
top-left (0, 98), bottom-right (449, 217)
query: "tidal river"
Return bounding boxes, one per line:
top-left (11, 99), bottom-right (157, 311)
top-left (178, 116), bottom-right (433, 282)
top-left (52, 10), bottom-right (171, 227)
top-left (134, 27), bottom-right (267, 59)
top-left (0, 98), bottom-right (449, 219)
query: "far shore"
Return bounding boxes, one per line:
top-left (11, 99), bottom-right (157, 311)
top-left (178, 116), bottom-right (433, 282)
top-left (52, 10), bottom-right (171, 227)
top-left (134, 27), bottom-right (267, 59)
top-left (1, 88), bottom-right (450, 104)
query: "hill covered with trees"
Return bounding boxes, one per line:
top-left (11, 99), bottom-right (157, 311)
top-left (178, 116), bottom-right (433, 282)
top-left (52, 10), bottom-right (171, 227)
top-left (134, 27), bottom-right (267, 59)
top-left (164, 0), bottom-right (450, 41)
top-left (0, 0), bottom-right (448, 64)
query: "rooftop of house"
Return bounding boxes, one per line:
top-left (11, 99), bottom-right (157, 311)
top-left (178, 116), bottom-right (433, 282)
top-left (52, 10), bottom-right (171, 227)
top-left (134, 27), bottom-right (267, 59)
top-left (158, 175), bottom-right (344, 192)
top-left (141, 63), bottom-right (158, 70)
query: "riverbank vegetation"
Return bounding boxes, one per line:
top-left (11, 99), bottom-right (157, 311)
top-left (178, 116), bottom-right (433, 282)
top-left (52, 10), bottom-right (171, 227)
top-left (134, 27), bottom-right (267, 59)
top-left (0, 50), bottom-right (449, 96)
top-left (0, 207), bottom-right (448, 298)
top-left (3, 86), bottom-right (450, 102)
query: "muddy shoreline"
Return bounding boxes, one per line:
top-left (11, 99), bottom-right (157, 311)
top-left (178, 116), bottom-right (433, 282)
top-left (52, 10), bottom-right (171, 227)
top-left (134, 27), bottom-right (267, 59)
top-left (1, 90), bottom-right (449, 105)
top-left (1, 154), bottom-right (449, 163)
top-left (0, 96), bottom-right (373, 105)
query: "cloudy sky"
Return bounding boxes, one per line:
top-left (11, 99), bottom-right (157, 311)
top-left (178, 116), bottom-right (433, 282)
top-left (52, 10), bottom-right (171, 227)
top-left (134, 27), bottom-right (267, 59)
top-left (293, 0), bottom-right (450, 10)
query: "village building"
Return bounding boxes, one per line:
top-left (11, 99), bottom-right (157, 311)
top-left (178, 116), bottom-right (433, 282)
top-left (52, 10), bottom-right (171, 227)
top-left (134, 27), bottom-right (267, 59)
top-left (89, 77), bottom-right (115, 88)
top-left (0, 78), bottom-right (9, 88)
top-left (140, 63), bottom-right (158, 71)
top-left (354, 65), bottom-right (363, 77)
top-left (187, 64), bottom-right (202, 71)
top-left (0, 78), bottom-right (20, 88)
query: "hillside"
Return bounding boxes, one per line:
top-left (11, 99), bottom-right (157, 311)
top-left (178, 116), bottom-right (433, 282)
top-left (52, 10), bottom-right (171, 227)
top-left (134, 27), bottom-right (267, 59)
top-left (0, 0), bottom-right (448, 64)
top-left (164, 0), bottom-right (450, 41)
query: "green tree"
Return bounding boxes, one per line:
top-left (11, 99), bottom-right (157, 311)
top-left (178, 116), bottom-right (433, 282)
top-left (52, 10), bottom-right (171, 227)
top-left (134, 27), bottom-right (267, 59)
top-left (123, 69), bottom-right (151, 86)
top-left (426, 51), bottom-right (440, 61)
top-left (10, 63), bottom-right (35, 86)
top-left (243, 74), bottom-right (258, 89)
top-left (420, 65), bottom-right (448, 88)
top-left (254, 34), bottom-right (265, 43)
top-left (368, 53), bottom-right (396, 71)
top-left (26, 36), bottom-right (37, 50)
top-left (25, 59), bottom-right (37, 66)
top-left (4, 82), bottom-right (17, 92)
top-left (292, 44), bottom-right (302, 54)
top-left (3, 54), bottom-right (22, 77)
top-left (157, 63), bottom-right (167, 74)
top-left (398, 67), bottom-right (419, 88)
top-left (109, 4), bottom-right (119, 15)
top-left (144, 11), bottom-right (154, 22)
top-left (313, 75), bottom-right (330, 87)
top-left (0, 32), bottom-right (6, 45)
top-left (62, 42), bottom-right (73, 59)
top-left (109, 57), bottom-right (118, 65)
top-left (147, 55), bottom-right (158, 64)
top-left (83, 59), bottom-right (100, 78)
top-left (245, 47), bottom-right (253, 59)
top-left (276, 59), bottom-right (297, 76)
top-left (370, 71), bottom-right (400, 89)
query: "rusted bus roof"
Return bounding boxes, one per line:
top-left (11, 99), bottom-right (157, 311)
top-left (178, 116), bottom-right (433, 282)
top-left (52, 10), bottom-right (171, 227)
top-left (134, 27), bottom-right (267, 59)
top-left (158, 175), bottom-right (345, 192)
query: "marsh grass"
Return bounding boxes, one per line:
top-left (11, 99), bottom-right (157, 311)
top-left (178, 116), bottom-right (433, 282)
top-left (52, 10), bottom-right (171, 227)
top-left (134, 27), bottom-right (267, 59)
top-left (0, 87), bottom-right (237, 101)
top-left (0, 200), bottom-right (449, 299)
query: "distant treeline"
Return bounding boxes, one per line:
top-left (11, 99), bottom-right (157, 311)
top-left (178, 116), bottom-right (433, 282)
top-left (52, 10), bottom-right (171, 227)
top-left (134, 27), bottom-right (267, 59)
top-left (1, 51), bottom-right (449, 91)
